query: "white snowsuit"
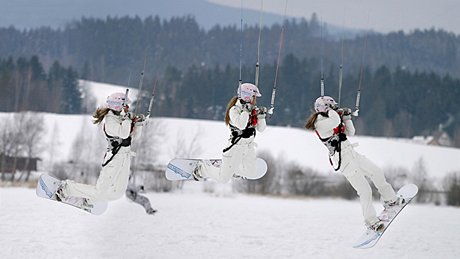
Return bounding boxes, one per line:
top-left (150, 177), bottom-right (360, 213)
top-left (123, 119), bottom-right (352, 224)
top-left (203, 100), bottom-right (266, 183)
top-left (64, 110), bottom-right (143, 202)
top-left (315, 110), bottom-right (397, 226)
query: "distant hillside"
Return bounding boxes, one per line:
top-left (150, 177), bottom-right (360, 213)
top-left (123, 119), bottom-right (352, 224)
top-left (1, 15), bottom-right (459, 83)
top-left (0, 0), bottom-right (285, 30)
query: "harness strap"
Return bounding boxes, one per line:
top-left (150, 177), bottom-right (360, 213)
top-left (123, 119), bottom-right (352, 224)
top-left (316, 123), bottom-right (347, 171)
top-left (222, 123), bottom-right (256, 153)
top-left (102, 125), bottom-right (132, 167)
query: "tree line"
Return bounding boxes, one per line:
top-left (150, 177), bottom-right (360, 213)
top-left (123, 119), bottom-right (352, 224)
top-left (1, 14), bottom-right (459, 146)
top-left (0, 15), bottom-right (460, 86)
top-left (150, 54), bottom-right (460, 146)
top-left (0, 56), bottom-right (81, 114)
top-left (1, 53), bottom-right (459, 147)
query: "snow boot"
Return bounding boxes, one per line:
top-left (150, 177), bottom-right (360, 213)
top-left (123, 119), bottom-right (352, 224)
top-left (54, 181), bottom-right (68, 202)
top-left (192, 162), bottom-right (205, 181)
top-left (367, 220), bottom-right (385, 232)
top-left (383, 195), bottom-right (405, 210)
top-left (380, 195), bottom-right (406, 221)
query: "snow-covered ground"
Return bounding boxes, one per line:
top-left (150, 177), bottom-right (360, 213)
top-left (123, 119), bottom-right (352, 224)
top-left (1, 80), bottom-right (460, 258)
top-left (1, 186), bottom-right (459, 259)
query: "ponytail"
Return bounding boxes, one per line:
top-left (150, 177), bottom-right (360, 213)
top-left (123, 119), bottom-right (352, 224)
top-left (224, 96), bottom-right (238, 125)
top-left (305, 112), bottom-right (329, 130)
top-left (92, 107), bottom-right (110, 124)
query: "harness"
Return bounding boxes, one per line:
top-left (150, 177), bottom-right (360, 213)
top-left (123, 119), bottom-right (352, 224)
top-left (102, 125), bottom-right (132, 167)
top-left (222, 109), bottom-right (258, 153)
top-left (316, 123), bottom-right (347, 171)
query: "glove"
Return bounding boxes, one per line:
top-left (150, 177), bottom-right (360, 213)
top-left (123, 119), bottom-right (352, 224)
top-left (256, 106), bottom-right (268, 115)
top-left (242, 103), bottom-right (252, 112)
top-left (352, 109), bottom-right (359, 117)
top-left (257, 113), bottom-right (266, 119)
top-left (342, 114), bottom-right (352, 121)
top-left (267, 107), bottom-right (274, 115)
top-left (121, 111), bottom-right (135, 121)
top-left (134, 114), bottom-right (146, 122)
top-left (336, 107), bottom-right (352, 116)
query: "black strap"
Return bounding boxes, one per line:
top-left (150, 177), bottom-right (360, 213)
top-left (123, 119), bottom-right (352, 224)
top-left (222, 124), bottom-right (256, 153)
top-left (102, 145), bottom-right (121, 167)
top-left (331, 138), bottom-right (342, 171)
top-left (317, 123), bottom-right (347, 171)
top-left (222, 136), bottom-right (242, 153)
top-left (102, 127), bottom-right (131, 167)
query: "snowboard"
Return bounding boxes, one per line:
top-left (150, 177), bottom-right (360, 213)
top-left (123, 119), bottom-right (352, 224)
top-left (36, 174), bottom-right (108, 215)
top-left (353, 183), bottom-right (418, 249)
top-left (165, 157), bottom-right (268, 181)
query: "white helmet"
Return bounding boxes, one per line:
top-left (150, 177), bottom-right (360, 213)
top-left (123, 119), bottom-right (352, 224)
top-left (106, 92), bottom-right (131, 112)
top-left (237, 83), bottom-right (261, 102)
top-left (314, 96), bottom-right (337, 113)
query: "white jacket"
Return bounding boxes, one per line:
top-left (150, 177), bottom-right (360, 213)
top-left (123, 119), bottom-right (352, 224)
top-left (104, 110), bottom-right (143, 154)
top-left (315, 109), bottom-right (355, 168)
top-left (228, 100), bottom-right (266, 144)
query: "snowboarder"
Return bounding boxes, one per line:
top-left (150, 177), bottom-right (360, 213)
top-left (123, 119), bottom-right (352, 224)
top-left (305, 96), bottom-right (404, 232)
top-left (53, 92), bottom-right (145, 205)
top-left (125, 179), bottom-right (157, 215)
top-left (194, 83), bottom-right (267, 183)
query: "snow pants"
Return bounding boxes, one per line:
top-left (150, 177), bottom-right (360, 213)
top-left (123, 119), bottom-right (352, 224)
top-left (64, 148), bottom-right (132, 202)
top-left (340, 148), bottom-right (397, 226)
top-left (202, 141), bottom-right (257, 183)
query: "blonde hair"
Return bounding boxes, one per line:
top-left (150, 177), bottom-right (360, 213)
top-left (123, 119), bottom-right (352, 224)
top-left (224, 96), bottom-right (238, 125)
top-left (305, 112), bottom-right (319, 130)
top-left (92, 107), bottom-right (110, 124)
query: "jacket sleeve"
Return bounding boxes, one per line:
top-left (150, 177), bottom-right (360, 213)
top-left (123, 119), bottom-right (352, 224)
top-left (256, 115), bottom-right (267, 132)
top-left (131, 121), bottom-right (144, 140)
top-left (229, 106), bottom-right (250, 130)
top-left (315, 110), bottom-right (341, 138)
top-left (105, 114), bottom-right (132, 139)
top-left (343, 118), bottom-right (356, 136)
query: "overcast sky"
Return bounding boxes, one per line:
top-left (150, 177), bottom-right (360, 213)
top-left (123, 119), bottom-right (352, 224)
top-left (209, 0), bottom-right (460, 34)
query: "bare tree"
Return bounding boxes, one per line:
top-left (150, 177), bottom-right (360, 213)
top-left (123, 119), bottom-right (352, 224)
top-left (0, 115), bottom-right (16, 181)
top-left (46, 122), bottom-right (61, 171)
top-left (131, 119), bottom-right (166, 187)
top-left (0, 112), bottom-right (44, 182)
top-left (443, 171), bottom-right (460, 206)
top-left (166, 126), bottom-right (203, 190)
top-left (0, 114), bottom-right (24, 181)
top-left (79, 80), bottom-right (98, 114)
top-left (17, 112), bottom-right (45, 181)
top-left (170, 126), bottom-right (203, 159)
top-left (285, 164), bottom-right (324, 196)
top-left (68, 118), bottom-right (106, 182)
top-left (133, 119), bottom-right (165, 169)
top-left (411, 157), bottom-right (434, 203)
top-left (382, 166), bottom-right (410, 190)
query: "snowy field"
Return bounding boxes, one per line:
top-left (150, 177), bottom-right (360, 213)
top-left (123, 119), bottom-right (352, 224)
top-left (1, 185), bottom-right (459, 259)
top-left (1, 80), bottom-right (460, 258)
top-left (0, 113), bottom-right (458, 182)
top-left (3, 114), bottom-right (456, 183)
